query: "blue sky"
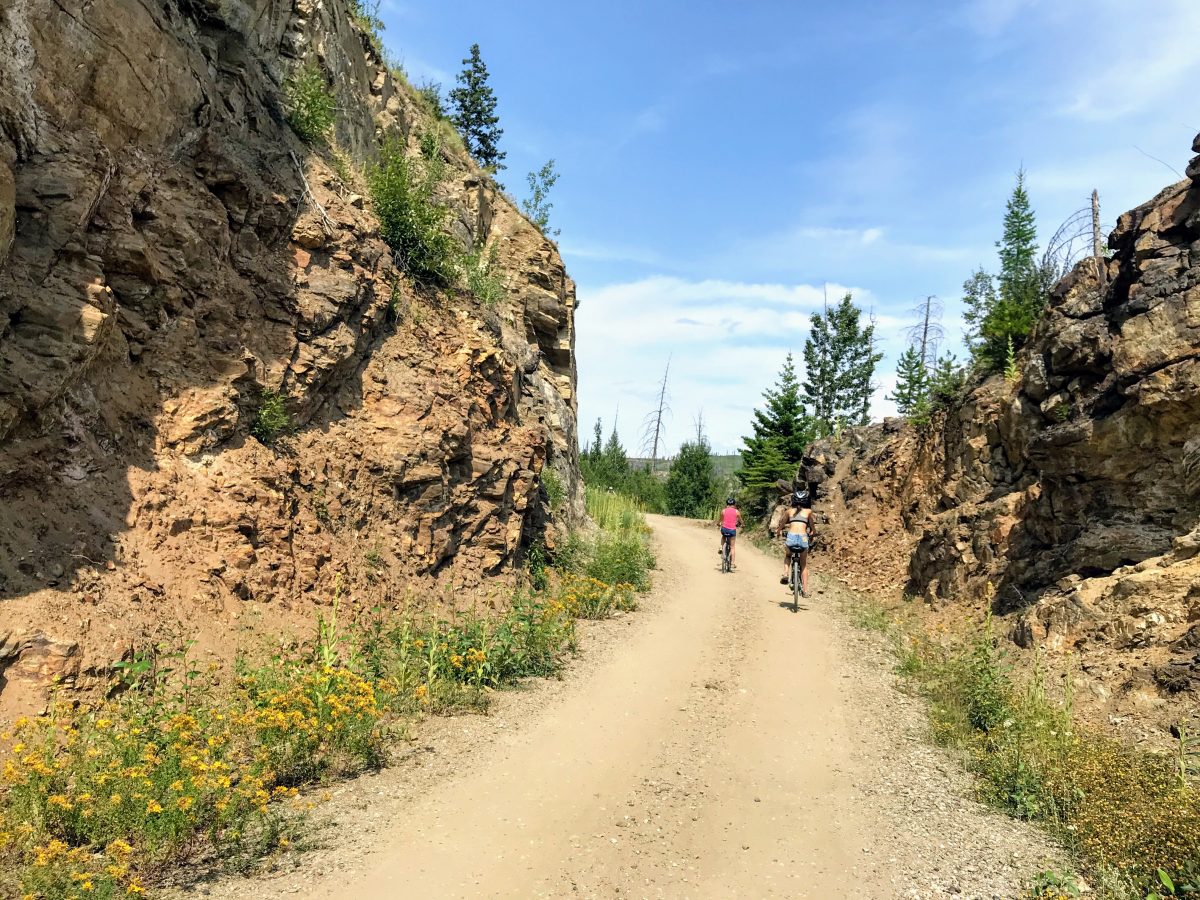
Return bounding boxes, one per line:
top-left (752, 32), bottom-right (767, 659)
top-left (377, 0), bottom-right (1200, 455)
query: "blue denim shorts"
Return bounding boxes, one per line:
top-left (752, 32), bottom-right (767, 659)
top-left (720, 527), bottom-right (737, 537)
top-left (785, 533), bottom-right (809, 550)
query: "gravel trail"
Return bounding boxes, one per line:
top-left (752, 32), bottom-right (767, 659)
top-left (183, 514), bottom-right (1064, 899)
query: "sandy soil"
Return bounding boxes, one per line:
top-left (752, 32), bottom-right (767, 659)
top-left (179, 514), bottom-right (1064, 899)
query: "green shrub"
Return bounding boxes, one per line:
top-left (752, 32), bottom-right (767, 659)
top-left (527, 541), bottom-right (549, 592)
top-left (898, 600), bottom-right (1200, 889)
top-left (367, 139), bottom-right (459, 286)
top-left (542, 468), bottom-right (566, 511)
top-left (964, 625), bottom-right (1012, 733)
top-left (284, 62), bottom-right (335, 144)
top-left (415, 80), bottom-right (447, 119)
top-left (464, 242), bottom-right (506, 305)
top-left (586, 534), bottom-right (654, 591)
top-left (251, 389), bottom-right (293, 445)
top-left (552, 530), bottom-right (589, 575)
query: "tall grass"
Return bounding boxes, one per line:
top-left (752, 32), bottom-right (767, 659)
top-left (575, 488), bottom-right (656, 590)
top-left (860, 594), bottom-right (1200, 896)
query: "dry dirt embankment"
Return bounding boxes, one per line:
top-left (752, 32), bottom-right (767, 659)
top-left (181, 515), bottom-right (1063, 900)
top-left (0, 0), bottom-right (581, 716)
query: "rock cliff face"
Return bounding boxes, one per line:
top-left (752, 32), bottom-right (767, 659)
top-left (0, 0), bottom-right (581, 710)
top-left (810, 133), bottom-right (1200, 734)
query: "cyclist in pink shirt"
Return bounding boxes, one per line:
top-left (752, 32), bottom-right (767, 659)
top-left (717, 497), bottom-right (743, 569)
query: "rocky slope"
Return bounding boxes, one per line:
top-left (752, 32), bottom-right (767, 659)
top-left (807, 132), bottom-right (1200, 739)
top-left (0, 0), bottom-right (581, 713)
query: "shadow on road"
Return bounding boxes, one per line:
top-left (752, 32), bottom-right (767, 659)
top-left (776, 600), bottom-right (810, 613)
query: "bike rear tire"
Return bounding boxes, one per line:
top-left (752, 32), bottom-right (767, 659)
top-left (792, 557), bottom-right (801, 610)
top-left (722, 537), bottom-right (731, 573)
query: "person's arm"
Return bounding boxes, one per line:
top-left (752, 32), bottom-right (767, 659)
top-left (736, 512), bottom-right (743, 529)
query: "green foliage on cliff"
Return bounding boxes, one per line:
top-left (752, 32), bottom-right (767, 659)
top-left (964, 170), bottom-right (1053, 368)
top-left (368, 139), bottom-right (459, 286)
top-left (448, 44), bottom-right (506, 170)
top-left (284, 62), bottom-right (335, 144)
top-left (803, 294), bottom-right (882, 437)
top-left (522, 159), bottom-right (560, 237)
top-left (464, 242), bottom-right (507, 305)
top-left (250, 389), bottom-right (293, 445)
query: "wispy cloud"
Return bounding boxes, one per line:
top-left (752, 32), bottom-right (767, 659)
top-left (560, 240), bottom-right (665, 267)
top-left (576, 276), bottom-right (902, 455)
top-left (961, 0), bottom-right (1042, 36)
top-left (396, 54), bottom-right (451, 86)
top-left (1055, 4), bottom-right (1200, 122)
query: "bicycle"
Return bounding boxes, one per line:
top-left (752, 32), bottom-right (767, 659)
top-left (788, 546), bottom-right (804, 610)
top-left (720, 532), bottom-right (733, 573)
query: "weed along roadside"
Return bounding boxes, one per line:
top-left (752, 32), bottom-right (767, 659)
top-left (835, 582), bottom-right (1200, 900)
top-left (0, 491), bottom-right (655, 899)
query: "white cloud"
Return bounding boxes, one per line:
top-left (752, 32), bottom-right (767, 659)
top-left (576, 276), bottom-right (900, 456)
top-left (632, 107), bottom-right (666, 134)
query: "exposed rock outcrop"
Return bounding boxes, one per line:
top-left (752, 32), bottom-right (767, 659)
top-left (811, 132), bottom-right (1200, 736)
top-left (0, 0), bottom-right (580, 710)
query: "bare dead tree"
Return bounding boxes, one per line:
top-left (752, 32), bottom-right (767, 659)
top-left (905, 295), bottom-right (945, 371)
top-left (640, 356), bottom-right (671, 473)
top-left (693, 408), bottom-right (706, 443)
top-left (1091, 190), bottom-right (1107, 290)
top-left (1039, 205), bottom-right (1093, 292)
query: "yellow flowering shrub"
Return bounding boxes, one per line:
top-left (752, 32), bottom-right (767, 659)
top-left (554, 574), bottom-right (637, 620)
top-left (0, 512), bottom-right (652, 897)
top-left (0, 662), bottom-right (383, 898)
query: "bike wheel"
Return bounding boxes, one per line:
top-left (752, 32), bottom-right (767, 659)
top-left (792, 558), bottom-right (800, 610)
top-left (722, 539), bottom-right (731, 573)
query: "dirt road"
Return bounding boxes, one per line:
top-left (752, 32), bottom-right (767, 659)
top-left (196, 514), bottom-right (1062, 899)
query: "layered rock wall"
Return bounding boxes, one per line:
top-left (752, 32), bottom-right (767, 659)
top-left (0, 0), bottom-right (581, 709)
top-left (810, 133), bottom-right (1200, 732)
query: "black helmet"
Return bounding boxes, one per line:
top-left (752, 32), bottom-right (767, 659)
top-left (725, 496), bottom-right (736, 506)
top-left (793, 490), bottom-right (809, 505)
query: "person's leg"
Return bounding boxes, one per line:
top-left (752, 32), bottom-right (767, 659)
top-left (799, 549), bottom-right (810, 595)
top-left (730, 534), bottom-right (736, 567)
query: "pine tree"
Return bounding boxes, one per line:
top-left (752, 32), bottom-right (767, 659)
top-left (963, 170), bottom-right (1046, 367)
top-left (803, 294), bottom-right (883, 436)
top-left (448, 44), bottom-right (506, 170)
top-left (928, 354), bottom-right (964, 403)
top-left (889, 346), bottom-right (929, 416)
top-left (587, 418), bottom-right (603, 464)
top-left (737, 437), bottom-right (792, 506)
top-left (961, 267), bottom-right (996, 352)
top-left (996, 168), bottom-right (1039, 314)
top-left (738, 354), bottom-right (814, 511)
top-left (601, 425), bottom-right (629, 483)
top-left (745, 353), bottom-right (811, 463)
top-left (665, 436), bottom-right (717, 518)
